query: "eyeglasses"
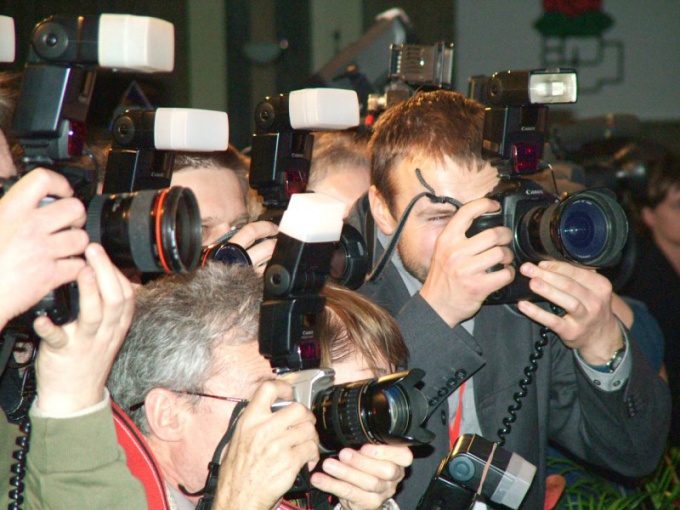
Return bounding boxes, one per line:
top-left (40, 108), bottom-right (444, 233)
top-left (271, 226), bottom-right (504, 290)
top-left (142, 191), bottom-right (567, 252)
top-left (128, 390), bottom-right (249, 412)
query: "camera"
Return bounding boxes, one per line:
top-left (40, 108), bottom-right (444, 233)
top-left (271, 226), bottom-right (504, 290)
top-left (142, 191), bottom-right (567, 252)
top-left (365, 42), bottom-right (454, 129)
top-left (466, 69), bottom-right (629, 303)
top-left (1, 15), bottom-right (197, 332)
top-left (258, 193), bottom-right (433, 494)
top-left (279, 368), bottom-right (433, 454)
top-left (416, 434), bottom-right (536, 510)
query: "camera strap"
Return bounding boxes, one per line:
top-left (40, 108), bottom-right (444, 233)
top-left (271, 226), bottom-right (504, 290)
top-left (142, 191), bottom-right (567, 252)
top-left (184, 399), bottom-right (249, 510)
top-left (367, 168), bottom-right (462, 283)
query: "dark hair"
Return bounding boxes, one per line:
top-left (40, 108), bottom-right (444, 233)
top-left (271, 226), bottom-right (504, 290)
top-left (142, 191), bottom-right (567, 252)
top-left (369, 90), bottom-right (486, 211)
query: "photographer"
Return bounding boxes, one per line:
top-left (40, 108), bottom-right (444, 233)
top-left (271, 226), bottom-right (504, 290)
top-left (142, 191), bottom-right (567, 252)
top-left (0, 168), bottom-right (145, 509)
top-left (171, 147), bottom-right (278, 273)
top-left (108, 263), bottom-right (410, 510)
top-left (346, 90), bottom-right (671, 509)
top-left (620, 146), bottom-right (680, 446)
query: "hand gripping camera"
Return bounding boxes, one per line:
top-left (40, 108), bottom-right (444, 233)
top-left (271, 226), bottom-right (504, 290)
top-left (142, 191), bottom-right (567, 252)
top-left (466, 69), bottom-right (629, 303)
top-left (416, 434), bottom-right (536, 510)
top-left (259, 193), bottom-right (434, 496)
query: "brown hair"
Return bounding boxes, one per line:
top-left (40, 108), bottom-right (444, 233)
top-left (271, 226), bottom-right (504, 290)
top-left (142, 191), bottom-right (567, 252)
top-left (369, 90), bottom-right (487, 211)
top-left (318, 282), bottom-right (409, 375)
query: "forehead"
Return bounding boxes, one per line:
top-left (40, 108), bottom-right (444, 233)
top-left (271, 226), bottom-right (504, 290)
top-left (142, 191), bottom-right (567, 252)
top-left (390, 153), bottom-right (498, 205)
top-left (207, 340), bottom-right (274, 396)
top-left (172, 167), bottom-right (246, 214)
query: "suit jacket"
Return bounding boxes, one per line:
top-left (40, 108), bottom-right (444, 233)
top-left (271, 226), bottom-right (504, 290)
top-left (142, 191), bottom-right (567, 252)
top-left (347, 194), bottom-right (671, 510)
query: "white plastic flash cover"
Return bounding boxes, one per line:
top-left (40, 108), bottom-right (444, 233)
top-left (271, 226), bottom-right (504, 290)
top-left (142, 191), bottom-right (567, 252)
top-left (289, 88), bottom-right (360, 130)
top-left (0, 16), bottom-right (15, 63)
top-left (154, 108), bottom-right (229, 151)
top-left (278, 193), bottom-right (345, 243)
top-left (98, 14), bottom-right (174, 72)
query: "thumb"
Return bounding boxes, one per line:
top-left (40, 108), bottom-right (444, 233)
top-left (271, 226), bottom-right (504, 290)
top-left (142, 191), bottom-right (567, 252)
top-left (33, 315), bottom-right (69, 349)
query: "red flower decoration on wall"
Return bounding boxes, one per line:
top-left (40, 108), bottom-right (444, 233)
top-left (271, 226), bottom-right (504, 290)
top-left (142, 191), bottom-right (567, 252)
top-left (535, 0), bottom-right (612, 37)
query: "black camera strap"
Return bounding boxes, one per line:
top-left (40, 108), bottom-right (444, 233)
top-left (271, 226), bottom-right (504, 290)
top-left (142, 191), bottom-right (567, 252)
top-left (181, 399), bottom-right (249, 510)
top-left (368, 168), bottom-right (462, 283)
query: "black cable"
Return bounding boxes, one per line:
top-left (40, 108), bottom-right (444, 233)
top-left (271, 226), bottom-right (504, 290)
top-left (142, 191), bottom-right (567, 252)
top-left (184, 400), bottom-right (249, 510)
top-left (496, 304), bottom-right (561, 447)
top-left (8, 417), bottom-right (30, 510)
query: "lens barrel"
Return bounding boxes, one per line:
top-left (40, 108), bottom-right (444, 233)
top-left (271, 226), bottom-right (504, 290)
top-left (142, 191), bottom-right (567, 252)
top-left (87, 186), bottom-right (202, 273)
top-left (518, 188), bottom-right (628, 267)
top-left (311, 369), bottom-right (434, 453)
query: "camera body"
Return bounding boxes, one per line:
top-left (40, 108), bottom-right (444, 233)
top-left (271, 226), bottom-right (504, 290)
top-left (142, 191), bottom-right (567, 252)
top-left (416, 434), bottom-right (536, 510)
top-left (466, 69), bottom-right (628, 304)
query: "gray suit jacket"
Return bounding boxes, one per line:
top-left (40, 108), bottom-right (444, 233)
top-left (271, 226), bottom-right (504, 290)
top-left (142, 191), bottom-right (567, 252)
top-left (348, 195), bottom-right (671, 510)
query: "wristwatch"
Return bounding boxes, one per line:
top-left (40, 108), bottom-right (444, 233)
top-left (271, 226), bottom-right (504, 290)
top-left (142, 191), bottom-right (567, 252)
top-left (587, 344), bottom-right (627, 374)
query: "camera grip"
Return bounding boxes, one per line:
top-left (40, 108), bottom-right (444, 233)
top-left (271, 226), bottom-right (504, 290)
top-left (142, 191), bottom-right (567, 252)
top-left (466, 211), bottom-right (505, 273)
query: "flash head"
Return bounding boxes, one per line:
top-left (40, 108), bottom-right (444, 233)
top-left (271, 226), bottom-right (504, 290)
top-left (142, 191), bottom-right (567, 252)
top-left (29, 14), bottom-right (174, 72)
top-left (278, 192), bottom-right (345, 244)
top-left (389, 42), bottom-right (454, 89)
top-left (0, 16), bottom-right (15, 63)
top-left (256, 88), bottom-right (360, 132)
top-left (112, 108), bottom-right (229, 151)
top-left (471, 68), bottom-right (578, 107)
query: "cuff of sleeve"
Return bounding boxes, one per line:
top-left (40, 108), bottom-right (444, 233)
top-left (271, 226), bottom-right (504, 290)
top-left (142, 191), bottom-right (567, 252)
top-left (574, 322), bottom-right (631, 392)
top-left (28, 395), bottom-right (124, 474)
top-left (30, 389), bottom-right (110, 419)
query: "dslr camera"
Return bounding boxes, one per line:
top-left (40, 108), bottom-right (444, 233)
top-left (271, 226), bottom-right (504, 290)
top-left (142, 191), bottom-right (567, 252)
top-left (259, 193), bottom-right (434, 495)
top-left (466, 69), bottom-right (629, 304)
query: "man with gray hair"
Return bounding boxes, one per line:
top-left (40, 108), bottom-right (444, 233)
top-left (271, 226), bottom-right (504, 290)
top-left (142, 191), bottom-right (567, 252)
top-left (108, 263), bottom-right (411, 510)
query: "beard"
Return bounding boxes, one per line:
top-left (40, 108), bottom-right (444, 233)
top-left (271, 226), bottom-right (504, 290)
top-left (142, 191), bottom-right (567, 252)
top-left (397, 238), bottom-right (430, 284)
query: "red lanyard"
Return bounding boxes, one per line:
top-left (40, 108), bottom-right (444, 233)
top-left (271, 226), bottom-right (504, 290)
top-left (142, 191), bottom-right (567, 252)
top-left (448, 381), bottom-right (467, 448)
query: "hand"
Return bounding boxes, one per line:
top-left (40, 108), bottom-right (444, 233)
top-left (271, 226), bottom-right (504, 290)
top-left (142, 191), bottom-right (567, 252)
top-left (420, 198), bottom-right (515, 327)
top-left (214, 380), bottom-right (320, 510)
top-left (0, 168), bottom-right (88, 325)
top-left (229, 221), bottom-right (278, 275)
top-left (33, 243), bottom-right (134, 415)
top-left (311, 444), bottom-right (412, 510)
top-left (517, 261), bottom-right (623, 363)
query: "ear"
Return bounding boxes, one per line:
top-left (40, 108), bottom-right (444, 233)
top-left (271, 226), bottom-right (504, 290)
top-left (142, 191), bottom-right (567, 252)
top-left (144, 388), bottom-right (189, 442)
top-left (641, 206), bottom-right (655, 230)
top-left (368, 185), bottom-right (397, 236)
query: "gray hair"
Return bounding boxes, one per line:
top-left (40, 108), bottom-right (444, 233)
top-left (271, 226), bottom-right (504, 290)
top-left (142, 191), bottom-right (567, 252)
top-left (108, 263), bottom-right (263, 434)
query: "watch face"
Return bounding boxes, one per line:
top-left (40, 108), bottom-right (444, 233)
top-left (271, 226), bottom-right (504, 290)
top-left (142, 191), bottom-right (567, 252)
top-left (607, 347), bottom-right (626, 372)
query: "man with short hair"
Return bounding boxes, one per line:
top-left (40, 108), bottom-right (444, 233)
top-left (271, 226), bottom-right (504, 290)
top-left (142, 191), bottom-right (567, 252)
top-left (108, 263), bottom-right (411, 510)
top-left (347, 89), bottom-right (671, 509)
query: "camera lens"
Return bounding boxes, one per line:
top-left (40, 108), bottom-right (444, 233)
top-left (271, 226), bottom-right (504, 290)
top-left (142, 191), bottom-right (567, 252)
top-left (520, 188), bottom-right (628, 267)
top-left (86, 186), bottom-right (202, 273)
top-left (328, 223), bottom-right (369, 290)
top-left (311, 369), bottom-right (433, 453)
top-left (559, 199), bottom-right (608, 262)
